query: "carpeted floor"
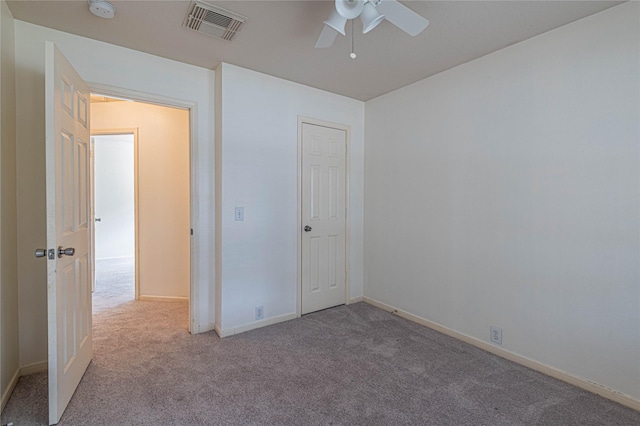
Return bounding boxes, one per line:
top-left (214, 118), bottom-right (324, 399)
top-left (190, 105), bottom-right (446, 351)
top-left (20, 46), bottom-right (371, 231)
top-left (2, 282), bottom-right (639, 424)
top-left (93, 257), bottom-right (136, 314)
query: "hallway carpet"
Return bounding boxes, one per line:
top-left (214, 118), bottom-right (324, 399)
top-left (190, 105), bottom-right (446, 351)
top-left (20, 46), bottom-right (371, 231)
top-left (2, 300), bottom-right (639, 425)
top-left (93, 257), bottom-right (135, 314)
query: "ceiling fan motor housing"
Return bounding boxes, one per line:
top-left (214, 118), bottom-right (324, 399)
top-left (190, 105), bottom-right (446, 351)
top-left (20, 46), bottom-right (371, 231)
top-left (336, 0), bottom-right (365, 19)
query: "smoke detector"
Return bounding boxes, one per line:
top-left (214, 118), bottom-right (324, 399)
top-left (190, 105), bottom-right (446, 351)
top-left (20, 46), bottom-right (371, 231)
top-left (184, 1), bottom-right (247, 41)
top-left (88, 0), bottom-right (116, 19)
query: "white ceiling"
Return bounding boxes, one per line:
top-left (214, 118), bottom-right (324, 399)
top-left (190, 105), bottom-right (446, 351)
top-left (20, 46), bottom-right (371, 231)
top-left (7, 0), bottom-right (622, 101)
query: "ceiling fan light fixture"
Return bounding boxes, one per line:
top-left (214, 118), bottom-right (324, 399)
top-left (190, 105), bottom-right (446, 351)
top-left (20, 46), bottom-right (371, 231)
top-left (360, 2), bottom-right (385, 34)
top-left (323, 9), bottom-right (347, 36)
top-left (88, 0), bottom-right (116, 19)
top-left (315, 0), bottom-right (429, 49)
top-left (335, 0), bottom-right (364, 20)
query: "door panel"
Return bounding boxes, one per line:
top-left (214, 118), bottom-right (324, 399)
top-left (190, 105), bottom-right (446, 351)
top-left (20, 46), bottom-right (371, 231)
top-left (45, 42), bottom-right (92, 425)
top-left (92, 134), bottom-right (136, 261)
top-left (301, 123), bottom-right (347, 315)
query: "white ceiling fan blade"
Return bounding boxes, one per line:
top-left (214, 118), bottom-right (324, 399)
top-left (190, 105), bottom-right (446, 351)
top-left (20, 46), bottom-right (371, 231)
top-left (375, 0), bottom-right (429, 36)
top-left (315, 24), bottom-right (339, 48)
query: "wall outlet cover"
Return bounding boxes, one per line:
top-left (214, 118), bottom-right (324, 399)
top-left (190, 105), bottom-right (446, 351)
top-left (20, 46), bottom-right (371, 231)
top-left (255, 305), bottom-right (264, 321)
top-left (490, 325), bottom-right (503, 345)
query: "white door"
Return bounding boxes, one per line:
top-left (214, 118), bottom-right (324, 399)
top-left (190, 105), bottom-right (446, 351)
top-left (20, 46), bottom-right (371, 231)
top-left (45, 42), bottom-right (92, 425)
top-left (301, 122), bottom-right (347, 314)
top-left (90, 137), bottom-right (95, 292)
top-left (93, 134), bottom-right (136, 261)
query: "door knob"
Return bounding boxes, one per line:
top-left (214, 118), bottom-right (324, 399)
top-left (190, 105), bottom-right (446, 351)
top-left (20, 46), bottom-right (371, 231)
top-left (95, 217), bottom-right (102, 222)
top-left (57, 246), bottom-right (75, 258)
top-left (35, 248), bottom-right (55, 259)
top-left (304, 225), bottom-right (312, 232)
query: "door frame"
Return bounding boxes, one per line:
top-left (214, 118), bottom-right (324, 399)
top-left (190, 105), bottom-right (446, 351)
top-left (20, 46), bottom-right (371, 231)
top-left (90, 129), bottom-right (140, 299)
top-left (296, 116), bottom-right (351, 317)
top-left (89, 82), bottom-right (197, 333)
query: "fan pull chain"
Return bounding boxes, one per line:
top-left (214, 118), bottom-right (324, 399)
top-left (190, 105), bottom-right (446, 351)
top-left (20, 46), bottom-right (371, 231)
top-left (350, 19), bottom-right (357, 59)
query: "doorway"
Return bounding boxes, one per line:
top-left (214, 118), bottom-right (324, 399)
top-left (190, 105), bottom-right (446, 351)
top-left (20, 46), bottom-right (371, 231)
top-left (90, 96), bottom-right (191, 320)
top-left (91, 132), bottom-right (137, 313)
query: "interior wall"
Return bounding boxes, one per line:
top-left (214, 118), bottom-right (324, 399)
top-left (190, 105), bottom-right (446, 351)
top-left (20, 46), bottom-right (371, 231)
top-left (0, 0), bottom-right (19, 408)
top-left (14, 20), bottom-right (214, 366)
top-left (364, 2), bottom-right (639, 401)
top-left (91, 101), bottom-right (190, 299)
top-left (93, 134), bottom-right (135, 260)
top-left (217, 63), bottom-right (365, 333)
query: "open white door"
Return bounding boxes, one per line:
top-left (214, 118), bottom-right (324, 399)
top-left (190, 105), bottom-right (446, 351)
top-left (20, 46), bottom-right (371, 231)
top-left (45, 41), bottom-right (92, 425)
top-left (90, 137), bottom-right (95, 292)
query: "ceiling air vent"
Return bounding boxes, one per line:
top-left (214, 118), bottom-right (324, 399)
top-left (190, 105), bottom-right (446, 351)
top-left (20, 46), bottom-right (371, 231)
top-left (184, 1), bottom-right (247, 41)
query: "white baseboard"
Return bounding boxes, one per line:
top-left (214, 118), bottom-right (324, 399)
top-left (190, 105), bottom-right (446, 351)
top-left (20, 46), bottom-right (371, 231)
top-left (348, 296), bottom-right (364, 304)
top-left (363, 297), bottom-right (640, 412)
top-left (216, 312), bottom-right (298, 338)
top-left (20, 361), bottom-right (48, 376)
top-left (193, 322), bottom-right (216, 334)
top-left (138, 295), bottom-right (188, 303)
top-left (1, 361), bottom-right (48, 412)
top-left (1, 367), bottom-right (20, 412)
top-left (20, 361), bottom-right (49, 377)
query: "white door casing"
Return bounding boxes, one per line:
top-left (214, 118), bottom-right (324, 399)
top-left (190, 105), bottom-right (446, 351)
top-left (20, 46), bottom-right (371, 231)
top-left (45, 42), bottom-right (92, 425)
top-left (88, 83), bottom-right (198, 333)
top-left (301, 121), bottom-right (347, 315)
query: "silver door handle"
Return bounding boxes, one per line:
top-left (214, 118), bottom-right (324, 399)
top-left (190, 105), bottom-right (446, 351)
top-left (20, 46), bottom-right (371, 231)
top-left (304, 225), bottom-right (312, 232)
top-left (57, 246), bottom-right (75, 258)
top-left (35, 248), bottom-right (55, 259)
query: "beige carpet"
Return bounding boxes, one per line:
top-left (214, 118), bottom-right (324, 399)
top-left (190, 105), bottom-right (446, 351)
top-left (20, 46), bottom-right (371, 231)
top-left (3, 296), bottom-right (640, 425)
top-left (92, 257), bottom-right (136, 314)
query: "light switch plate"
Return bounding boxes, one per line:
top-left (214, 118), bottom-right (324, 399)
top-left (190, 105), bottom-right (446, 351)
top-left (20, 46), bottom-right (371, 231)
top-left (235, 207), bottom-right (244, 221)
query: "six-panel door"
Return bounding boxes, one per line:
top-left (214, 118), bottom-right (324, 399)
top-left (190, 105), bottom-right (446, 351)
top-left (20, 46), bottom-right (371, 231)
top-left (45, 42), bottom-right (92, 425)
top-left (301, 123), bottom-right (347, 315)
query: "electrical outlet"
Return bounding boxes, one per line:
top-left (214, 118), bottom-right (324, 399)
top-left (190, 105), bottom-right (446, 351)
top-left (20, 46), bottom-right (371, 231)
top-left (255, 305), bottom-right (264, 321)
top-left (490, 325), bottom-right (502, 345)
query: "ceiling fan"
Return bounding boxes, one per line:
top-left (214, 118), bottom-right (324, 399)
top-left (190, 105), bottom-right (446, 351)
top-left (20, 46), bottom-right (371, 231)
top-left (315, 0), bottom-right (430, 48)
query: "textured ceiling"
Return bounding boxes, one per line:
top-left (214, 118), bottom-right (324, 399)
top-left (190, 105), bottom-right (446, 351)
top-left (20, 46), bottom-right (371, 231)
top-left (7, 0), bottom-right (623, 101)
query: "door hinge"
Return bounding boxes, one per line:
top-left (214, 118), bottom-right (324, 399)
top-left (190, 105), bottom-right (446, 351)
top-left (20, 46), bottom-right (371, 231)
top-left (190, 228), bottom-right (194, 236)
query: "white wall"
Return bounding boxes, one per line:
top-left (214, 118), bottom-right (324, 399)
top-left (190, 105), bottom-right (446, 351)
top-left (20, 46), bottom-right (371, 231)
top-left (14, 21), bottom-right (215, 365)
top-left (0, 0), bottom-right (18, 409)
top-left (94, 134), bottom-right (135, 260)
top-left (92, 101), bottom-right (190, 299)
top-left (364, 2), bottom-right (639, 401)
top-left (216, 63), bottom-right (364, 333)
